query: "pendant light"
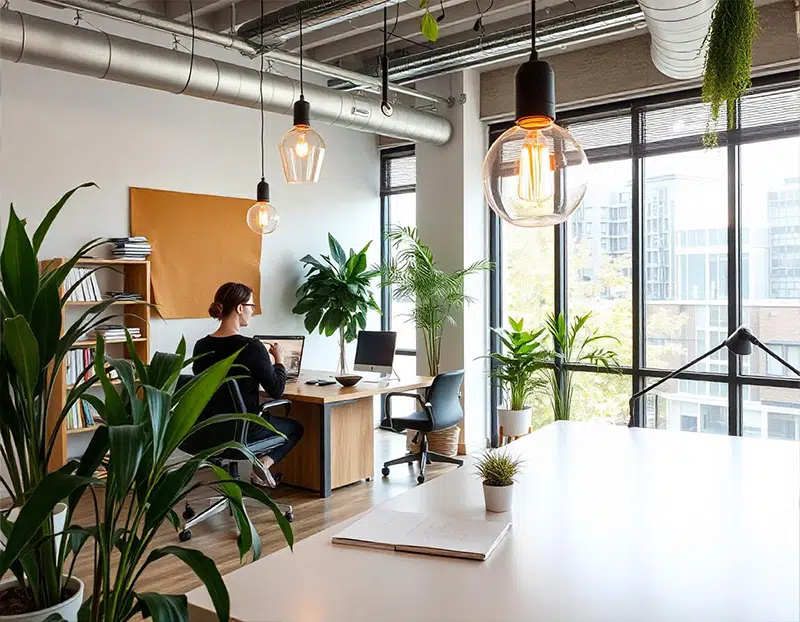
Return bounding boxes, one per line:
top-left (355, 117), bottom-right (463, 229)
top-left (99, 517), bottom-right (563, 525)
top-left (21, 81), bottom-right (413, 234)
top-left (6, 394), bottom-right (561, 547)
top-left (247, 0), bottom-right (279, 235)
top-left (481, 0), bottom-right (589, 228)
top-left (279, 4), bottom-right (326, 183)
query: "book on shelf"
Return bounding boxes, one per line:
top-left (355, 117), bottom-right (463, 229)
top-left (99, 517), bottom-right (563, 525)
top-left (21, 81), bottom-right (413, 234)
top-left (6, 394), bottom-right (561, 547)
top-left (66, 348), bottom-right (120, 385)
top-left (65, 267), bottom-right (103, 302)
top-left (110, 236), bottom-right (151, 260)
top-left (104, 292), bottom-right (143, 302)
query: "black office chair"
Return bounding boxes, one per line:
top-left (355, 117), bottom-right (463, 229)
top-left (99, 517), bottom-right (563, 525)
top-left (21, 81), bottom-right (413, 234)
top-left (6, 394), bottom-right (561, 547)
top-left (381, 370), bottom-right (465, 484)
top-left (176, 374), bottom-right (293, 542)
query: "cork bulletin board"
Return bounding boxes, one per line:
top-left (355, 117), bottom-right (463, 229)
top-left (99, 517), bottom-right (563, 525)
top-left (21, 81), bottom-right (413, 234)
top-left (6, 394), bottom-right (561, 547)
top-left (130, 187), bottom-right (262, 319)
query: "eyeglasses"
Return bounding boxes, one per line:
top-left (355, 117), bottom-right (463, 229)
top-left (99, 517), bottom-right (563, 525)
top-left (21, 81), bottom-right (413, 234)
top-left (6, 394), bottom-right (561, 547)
top-left (242, 303), bottom-right (257, 309)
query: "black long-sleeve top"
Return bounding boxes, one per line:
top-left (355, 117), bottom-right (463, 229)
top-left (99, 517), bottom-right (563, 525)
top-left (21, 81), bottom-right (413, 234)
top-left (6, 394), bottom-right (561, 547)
top-left (192, 334), bottom-right (286, 414)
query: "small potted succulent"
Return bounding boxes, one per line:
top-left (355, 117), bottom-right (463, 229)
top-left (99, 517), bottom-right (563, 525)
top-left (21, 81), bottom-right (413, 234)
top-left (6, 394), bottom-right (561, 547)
top-left (475, 450), bottom-right (523, 513)
top-left (488, 317), bottom-right (548, 438)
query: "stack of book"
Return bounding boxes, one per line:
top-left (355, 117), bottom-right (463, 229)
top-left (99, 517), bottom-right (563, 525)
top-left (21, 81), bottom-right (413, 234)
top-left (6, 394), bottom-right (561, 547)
top-left (111, 236), bottom-right (151, 260)
top-left (66, 268), bottom-right (103, 302)
top-left (94, 325), bottom-right (141, 341)
top-left (66, 347), bottom-right (120, 386)
top-left (104, 291), bottom-right (143, 302)
top-left (67, 399), bottom-right (102, 431)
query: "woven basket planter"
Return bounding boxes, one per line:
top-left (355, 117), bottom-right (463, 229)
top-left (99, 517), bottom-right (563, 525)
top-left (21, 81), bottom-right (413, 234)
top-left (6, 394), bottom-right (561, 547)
top-left (406, 425), bottom-right (460, 457)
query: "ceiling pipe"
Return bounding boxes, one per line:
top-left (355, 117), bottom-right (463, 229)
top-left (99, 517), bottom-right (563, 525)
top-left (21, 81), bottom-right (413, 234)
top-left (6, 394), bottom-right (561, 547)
top-left (237, 0), bottom-right (403, 44)
top-left (328, 0), bottom-right (645, 86)
top-left (638, 0), bottom-right (716, 80)
top-left (28, 0), bottom-right (452, 105)
top-left (0, 9), bottom-right (452, 144)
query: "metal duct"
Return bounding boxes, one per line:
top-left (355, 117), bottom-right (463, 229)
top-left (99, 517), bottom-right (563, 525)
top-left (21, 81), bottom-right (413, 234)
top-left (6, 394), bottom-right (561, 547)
top-left (29, 0), bottom-right (451, 105)
top-left (638, 0), bottom-right (716, 80)
top-left (329, 0), bottom-right (645, 86)
top-left (0, 10), bottom-right (452, 145)
top-left (238, 0), bottom-right (402, 43)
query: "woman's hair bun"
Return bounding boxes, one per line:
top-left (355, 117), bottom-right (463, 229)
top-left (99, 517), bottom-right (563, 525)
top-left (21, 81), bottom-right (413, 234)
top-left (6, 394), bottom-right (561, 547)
top-left (208, 301), bottom-right (224, 319)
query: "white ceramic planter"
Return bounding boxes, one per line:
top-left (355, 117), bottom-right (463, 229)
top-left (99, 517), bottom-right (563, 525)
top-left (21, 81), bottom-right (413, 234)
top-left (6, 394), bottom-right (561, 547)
top-left (1, 503), bottom-right (67, 556)
top-left (0, 577), bottom-right (84, 622)
top-left (498, 408), bottom-right (531, 438)
top-left (483, 483), bottom-right (514, 513)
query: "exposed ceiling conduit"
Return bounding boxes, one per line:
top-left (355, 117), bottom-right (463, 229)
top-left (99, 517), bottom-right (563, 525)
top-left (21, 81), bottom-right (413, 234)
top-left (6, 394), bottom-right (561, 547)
top-left (0, 9), bottom-right (452, 144)
top-left (328, 0), bottom-right (645, 86)
top-left (637, 0), bottom-right (716, 80)
top-left (28, 0), bottom-right (452, 105)
top-left (237, 0), bottom-right (404, 44)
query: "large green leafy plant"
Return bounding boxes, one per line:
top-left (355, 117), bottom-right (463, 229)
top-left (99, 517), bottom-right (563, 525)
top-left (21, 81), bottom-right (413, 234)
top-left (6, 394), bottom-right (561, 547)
top-left (701, 0), bottom-right (758, 146)
top-left (292, 233), bottom-right (381, 373)
top-left (382, 226), bottom-right (492, 376)
top-left (0, 185), bottom-right (292, 620)
top-left (0, 334), bottom-right (293, 622)
top-left (488, 317), bottom-right (548, 411)
top-left (0, 183), bottom-right (118, 612)
top-left (543, 312), bottom-right (620, 421)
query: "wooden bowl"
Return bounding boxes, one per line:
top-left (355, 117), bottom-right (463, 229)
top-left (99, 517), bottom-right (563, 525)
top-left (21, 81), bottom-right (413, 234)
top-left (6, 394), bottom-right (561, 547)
top-left (335, 375), bottom-right (362, 387)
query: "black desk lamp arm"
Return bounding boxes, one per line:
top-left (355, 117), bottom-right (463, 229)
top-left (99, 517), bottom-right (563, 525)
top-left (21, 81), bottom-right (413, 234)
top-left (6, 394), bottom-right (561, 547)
top-left (750, 336), bottom-right (800, 378)
top-left (628, 342), bottom-right (727, 427)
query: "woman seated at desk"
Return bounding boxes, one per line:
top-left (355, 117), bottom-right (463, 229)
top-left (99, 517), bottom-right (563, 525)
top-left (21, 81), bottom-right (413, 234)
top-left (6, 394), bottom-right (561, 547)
top-left (193, 282), bottom-right (303, 488)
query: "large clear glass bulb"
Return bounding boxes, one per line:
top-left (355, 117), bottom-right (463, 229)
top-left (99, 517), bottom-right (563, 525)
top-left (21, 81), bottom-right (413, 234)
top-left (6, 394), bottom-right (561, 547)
top-left (482, 117), bottom-right (589, 227)
top-left (246, 200), bottom-right (279, 235)
top-left (279, 124), bottom-right (326, 184)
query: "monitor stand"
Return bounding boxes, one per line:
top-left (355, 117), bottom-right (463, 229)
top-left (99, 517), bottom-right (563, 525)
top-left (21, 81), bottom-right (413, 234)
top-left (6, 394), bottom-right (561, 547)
top-left (362, 368), bottom-right (400, 383)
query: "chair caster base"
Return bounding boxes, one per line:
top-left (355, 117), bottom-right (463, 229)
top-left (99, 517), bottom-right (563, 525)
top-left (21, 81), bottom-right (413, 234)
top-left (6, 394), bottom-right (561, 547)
top-left (285, 512), bottom-right (294, 523)
top-left (182, 506), bottom-right (196, 520)
top-left (179, 529), bottom-right (192, 542)
top-left (417, 474), bottom-right (425, 484)
top-left (381, 467), bottom-right (390, 477)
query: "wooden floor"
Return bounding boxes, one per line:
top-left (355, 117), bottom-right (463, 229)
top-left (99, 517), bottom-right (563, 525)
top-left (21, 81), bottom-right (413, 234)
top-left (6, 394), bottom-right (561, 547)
top-left (71, 430), bottom-right (458, 596)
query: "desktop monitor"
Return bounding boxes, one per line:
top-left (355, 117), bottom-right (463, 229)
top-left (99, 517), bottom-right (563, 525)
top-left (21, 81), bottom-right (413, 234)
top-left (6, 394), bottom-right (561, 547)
top-left (354, 331), bottom-right (397, 375)
top-left (256, 335), bottom-right (304, 379)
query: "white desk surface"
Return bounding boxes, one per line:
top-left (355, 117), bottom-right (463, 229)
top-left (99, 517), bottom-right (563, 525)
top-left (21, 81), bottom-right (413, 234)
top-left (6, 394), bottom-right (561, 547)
top-left (187, 421), bottom-right (800, 622)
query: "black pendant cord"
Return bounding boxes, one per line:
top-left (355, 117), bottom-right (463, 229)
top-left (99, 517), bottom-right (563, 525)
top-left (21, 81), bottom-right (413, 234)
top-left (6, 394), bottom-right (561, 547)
top-left (259, 0), bottom-right (265, 181)
top-left (178, 1), bottom-right (195, 95)
top-left (530, 0), bottom-right (538, 60)
top-left (299, 4), bottom-right (304, 100)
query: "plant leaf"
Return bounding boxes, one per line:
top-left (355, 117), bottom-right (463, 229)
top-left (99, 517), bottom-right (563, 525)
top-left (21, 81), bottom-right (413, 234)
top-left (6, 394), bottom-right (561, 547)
top-left (135, 593), bottom-right (188, 622)
top-left (420, 11), bottom-right (439, 41)
top-left (3, 315), bottom-right (40, 397)
top-left (0, 206), bottom-right (39, 317)
top-left (108, 424), bottom-right (145, 503)
top-left (144, 547), bottom-right (229, 622)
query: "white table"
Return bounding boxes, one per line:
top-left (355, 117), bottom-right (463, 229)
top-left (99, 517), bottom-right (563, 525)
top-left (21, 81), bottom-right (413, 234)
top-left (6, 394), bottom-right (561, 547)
top-left (187, 422), bottom-right (800, 622)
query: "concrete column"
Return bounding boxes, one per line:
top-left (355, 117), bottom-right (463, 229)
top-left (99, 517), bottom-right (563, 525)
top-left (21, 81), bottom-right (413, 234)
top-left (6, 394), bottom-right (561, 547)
top-left (415, 69), bottom-right (490, 453)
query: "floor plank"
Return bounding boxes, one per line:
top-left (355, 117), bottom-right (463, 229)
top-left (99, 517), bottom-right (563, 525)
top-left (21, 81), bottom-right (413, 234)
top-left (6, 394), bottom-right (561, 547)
top-left (70, 430), bottom-right (457, 595)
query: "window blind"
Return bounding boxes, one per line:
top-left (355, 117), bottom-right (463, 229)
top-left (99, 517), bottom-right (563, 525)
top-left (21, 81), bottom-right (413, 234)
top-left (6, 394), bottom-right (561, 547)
top-left (380, 153), bottom-right (416, 193)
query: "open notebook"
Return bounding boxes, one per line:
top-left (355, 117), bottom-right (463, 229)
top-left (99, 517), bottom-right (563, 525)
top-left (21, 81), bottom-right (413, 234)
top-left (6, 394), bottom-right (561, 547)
top-left (332, 509), bottom-right (511, 561)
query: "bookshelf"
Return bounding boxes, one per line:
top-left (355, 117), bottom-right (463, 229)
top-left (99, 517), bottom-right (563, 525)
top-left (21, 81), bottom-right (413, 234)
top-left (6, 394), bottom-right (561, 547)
top-left (46, 258), bottom-right (151, 470)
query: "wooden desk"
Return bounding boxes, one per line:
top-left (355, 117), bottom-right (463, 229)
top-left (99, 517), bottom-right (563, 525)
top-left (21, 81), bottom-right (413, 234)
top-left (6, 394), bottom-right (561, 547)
top-left (268, 371), bottom-right (433, 498)
top-left (188, 421), bottom-right (800, 621)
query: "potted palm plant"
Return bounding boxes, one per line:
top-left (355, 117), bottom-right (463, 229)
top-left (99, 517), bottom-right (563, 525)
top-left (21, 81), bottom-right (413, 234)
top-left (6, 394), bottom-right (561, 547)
top-left (488, 317), bottom-right (548, 439)
top-left (543, 312), bottom-right (620, 421)
top-left (0, 333), bottom-right (293, 622)
top-left (292, 233), bottom-right (381, 385)
top-left (0, 183), bottom-right (117, 620)
top-left (381, 226), bottom-right (492, 376)
top-left (475, 450), bottom-right (523, 513)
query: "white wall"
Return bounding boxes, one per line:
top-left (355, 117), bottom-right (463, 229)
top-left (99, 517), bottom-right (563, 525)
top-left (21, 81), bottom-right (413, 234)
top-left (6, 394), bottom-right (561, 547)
top-left (0, 3), bottom-right (381, 372)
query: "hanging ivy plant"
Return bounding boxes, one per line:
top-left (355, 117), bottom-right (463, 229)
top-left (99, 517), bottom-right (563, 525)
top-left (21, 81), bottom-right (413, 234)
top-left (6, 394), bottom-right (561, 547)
top-left (419, 0), bottom-right (440, 42)
top-left (701, 0), bottom-right (759, 147)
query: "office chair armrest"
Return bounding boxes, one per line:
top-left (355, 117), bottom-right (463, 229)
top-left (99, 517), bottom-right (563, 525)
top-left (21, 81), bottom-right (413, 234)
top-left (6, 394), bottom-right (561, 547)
top-left (384, 391), bottom-right (433, 429)
top-left (259, 398), bottom-right (292, 417)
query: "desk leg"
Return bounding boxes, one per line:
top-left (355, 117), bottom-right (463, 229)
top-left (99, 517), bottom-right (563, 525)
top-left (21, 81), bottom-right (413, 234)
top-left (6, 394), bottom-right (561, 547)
top-left (319, 404), bottom-right (332, 498)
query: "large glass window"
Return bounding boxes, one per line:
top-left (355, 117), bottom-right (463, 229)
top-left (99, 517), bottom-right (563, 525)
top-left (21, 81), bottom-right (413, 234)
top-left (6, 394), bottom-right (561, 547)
top-left (489, 76), bottom-right (800, 441)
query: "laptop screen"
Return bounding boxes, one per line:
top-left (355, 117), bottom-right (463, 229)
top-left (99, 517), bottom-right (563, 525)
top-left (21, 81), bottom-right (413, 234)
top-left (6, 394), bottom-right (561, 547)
top-left (256, 335), bottom-right (304, 379)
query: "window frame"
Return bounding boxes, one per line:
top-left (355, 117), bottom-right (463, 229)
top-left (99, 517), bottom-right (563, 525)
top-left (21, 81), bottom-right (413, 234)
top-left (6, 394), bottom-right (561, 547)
top-left (488, 71), bottom-right (800, 444)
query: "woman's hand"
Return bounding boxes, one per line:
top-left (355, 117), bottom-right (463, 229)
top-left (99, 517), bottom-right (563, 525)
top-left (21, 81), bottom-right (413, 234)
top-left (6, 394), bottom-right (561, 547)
top-left (269, 342), bottom-right (285, 367)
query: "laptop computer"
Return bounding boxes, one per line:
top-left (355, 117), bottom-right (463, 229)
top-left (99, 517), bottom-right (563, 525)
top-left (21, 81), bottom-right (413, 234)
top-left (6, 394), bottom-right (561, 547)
top-left (255, 335), bottom-right (305, 380)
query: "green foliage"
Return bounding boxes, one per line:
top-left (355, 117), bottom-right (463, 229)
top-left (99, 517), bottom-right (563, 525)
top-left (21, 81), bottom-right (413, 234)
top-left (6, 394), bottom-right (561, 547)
top-left (701, 0), bottom-right (758, 146)
top-left (382, 226), bottom-right (493, 375)
top-left (474, 450), bottom-right (523, 487)
top-left (292, 234), bottom-right (381, 369)
top-left (0, 333), bottom-right (293, 622)
top-left (0, 185), bottom-right (292, 620)
top-left (487, 317), bottom-right (548, 410)
top-left (420, 9), bottom-right (439, 42)
top-left (0, 183), bottom-right (114, 611)
top-left (543, 312), bottom-right (620, 421)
